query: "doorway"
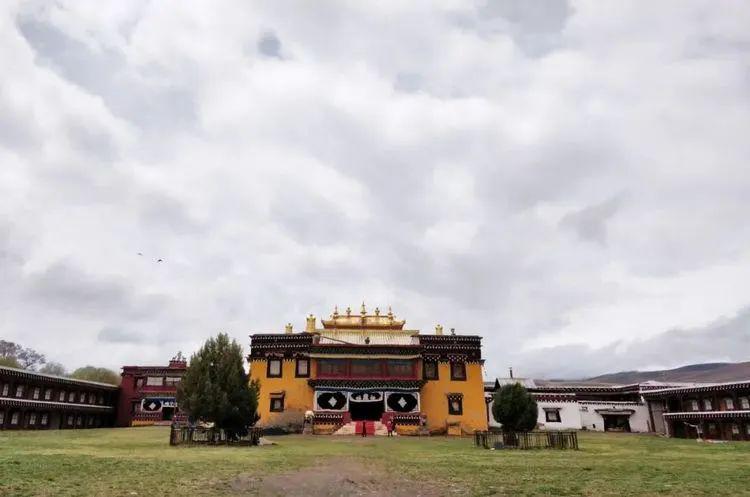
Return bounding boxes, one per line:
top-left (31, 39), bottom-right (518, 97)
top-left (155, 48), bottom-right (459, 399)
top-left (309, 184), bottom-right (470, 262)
top-left (162, 407), bottom-right (175, 421)
top-left (602, 414), bottom-right (631, 432)
top-left (349, 400), bottom-right (384, 421)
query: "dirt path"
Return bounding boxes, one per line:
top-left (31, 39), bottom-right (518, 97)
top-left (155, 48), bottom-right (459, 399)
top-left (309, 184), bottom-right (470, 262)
top-left (224, 458), bottom-right (445, 496)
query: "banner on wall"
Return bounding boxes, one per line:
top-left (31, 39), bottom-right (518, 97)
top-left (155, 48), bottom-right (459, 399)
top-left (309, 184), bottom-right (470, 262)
top-left (385, 392), bottom-right (420, 413)
top-left (141, 397), bottom-right (177, 412)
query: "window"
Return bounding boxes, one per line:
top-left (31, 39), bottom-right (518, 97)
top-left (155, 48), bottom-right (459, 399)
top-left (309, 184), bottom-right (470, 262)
top-left (270, 395), bottom-right (284, 412)
top-left (11, 412), bottom-right (19, 425)
top-left (741, 397), bottom-right (750, 410)
top-left (545, 409), bottom-right (562, 423)
top-left (386, 360), bottom-right (413, 378)
top-left (29, 413), bottom-right (37, 425)
top-left (295, 358), bottom-right (310, 378)
top-left (44, 389), bottom-right (52, 400)
top-left (146, 376), bottom-right (164, 386)
top-left (351, 360), bottom-right (382, 377)
top-left (731, 424), bottom-right (739, 435)
top-left (76, 415), bottom-right (83, 426)
top-left (59, 391), bottom-right (66, 401)
top-left (15, 385), bottom-right (24, 398)
top-left (41, 413), bottom-right (48, 426)
top-left (1, 384), bottom-right (8, 396)
top-left (725, 398), bottom-right (735, 410)
top-left (317, 359), bottom-right (347, 377)
top-left (98, 395), bottom-right (104, 405)
top-left (69, 392), bottom-right (76, 402)
top-left (80, 392), bottom-right (86, 403)
top-left (165, 377), bottom-right (181, 386)
top-left (135, 377), bottom-right (145, 388)
top-left (88, 416), bottom-right (94, 427)
top-left (423, 361), bottom-right (438, 380)
top-left (448, 396), bottom-right (463, 415)
top-left (450, 362), bottom-right (466, 381)
top-left (0, 411), bottom-right (4, 425)
top-left (690, 400), bottom-right (699, 411)
top-left (67, 415), bottom-right (74, 426)
top-left (703, 399), bottom-right (712, 411)
top-left (267, 359), bottom-right (282, 378)
top-left (746, 424), bottom-right (750, 436)
top-left (32, 387), bottom-right (40, 400)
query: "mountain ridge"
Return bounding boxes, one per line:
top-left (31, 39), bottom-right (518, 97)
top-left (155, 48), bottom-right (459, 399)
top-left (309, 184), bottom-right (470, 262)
top-left (585, 361), bottom-right (750, 384)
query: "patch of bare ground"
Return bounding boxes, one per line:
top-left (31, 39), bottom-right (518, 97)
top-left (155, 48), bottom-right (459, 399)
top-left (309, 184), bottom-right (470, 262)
top-left (223, 458), bottom-right (445, 497)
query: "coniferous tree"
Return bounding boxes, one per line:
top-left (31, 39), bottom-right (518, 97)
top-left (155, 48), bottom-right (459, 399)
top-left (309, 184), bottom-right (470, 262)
top-left (177, 333), bottom-right (259, 438)
top-left (491, 383), bottom-right (538, 432)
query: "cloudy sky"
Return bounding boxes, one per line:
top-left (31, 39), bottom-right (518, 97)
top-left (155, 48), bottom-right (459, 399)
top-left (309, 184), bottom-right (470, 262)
top-left (1, 1), bottom-right (749, 379)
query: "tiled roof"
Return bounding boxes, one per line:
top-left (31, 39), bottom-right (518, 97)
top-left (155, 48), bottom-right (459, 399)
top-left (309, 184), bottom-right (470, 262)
top-left (642, 380), bottom-right (750, 397)
top-left (0, 365), bottom-right (119, 390)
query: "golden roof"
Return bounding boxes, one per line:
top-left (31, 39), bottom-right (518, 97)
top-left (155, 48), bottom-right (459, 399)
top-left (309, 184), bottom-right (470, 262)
top-left (321, 303), bottom-right (406, 330)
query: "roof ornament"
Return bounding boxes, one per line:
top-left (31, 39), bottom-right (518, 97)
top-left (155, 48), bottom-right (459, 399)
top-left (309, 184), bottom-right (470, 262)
top-left (435, 324), bottom-right (443, 336)
top-left (364, 336), bottom-right (371, 345)
top-left (332, 305), bottom-right (339, 318)
top-left (450, 327), bottom-right (456, 335)
top-left (387, 306), bottom-right (394, 318)
top-left (346, 306), bottom-right (352, 316)
top-left (360, 301), bottom-right (367, 316)
top-left (374, 307), bottom-right (380, 316)
top-left (306, 314), bottom-right (316, 332)
top-left (285, 323), bottom-right (293, 334)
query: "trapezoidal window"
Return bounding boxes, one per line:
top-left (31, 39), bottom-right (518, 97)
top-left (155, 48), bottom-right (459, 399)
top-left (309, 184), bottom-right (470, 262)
top-left (295, 358), bottom-right (310, 378)
top-left (423, 361), bottom-right (438, 380)
top-left (267, 359), bottom-right (282, 378)
top-left (448, 396), bottom-right (463, 415)
top-left (545, 408), bottom-right (562, 423)
top-left (270, 395), bottom-right (284, 412)
top-left (450, 362), bottom-right (466, 381)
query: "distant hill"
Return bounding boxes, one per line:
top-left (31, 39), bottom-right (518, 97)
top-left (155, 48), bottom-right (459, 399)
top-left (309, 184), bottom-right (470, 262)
top-left (586, 362), bottom-right (750, 384)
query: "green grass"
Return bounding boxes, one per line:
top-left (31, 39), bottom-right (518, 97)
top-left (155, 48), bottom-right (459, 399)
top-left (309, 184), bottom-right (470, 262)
top-left (1, 427), bottom-right (749, 496)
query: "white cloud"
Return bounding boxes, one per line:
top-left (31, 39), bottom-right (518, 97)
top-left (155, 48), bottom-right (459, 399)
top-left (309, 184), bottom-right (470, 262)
top-left (1, 0), bottom-right (749, 378)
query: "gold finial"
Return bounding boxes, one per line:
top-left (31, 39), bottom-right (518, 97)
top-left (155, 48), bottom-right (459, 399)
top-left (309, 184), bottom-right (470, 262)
top-left (333, 305), bottom-right (339, 318)
top-left (387, 306), bottom-right (393, 318)
top-left (306, 314), bottom-right (316, 332)
top-left (346, 306), bottom-right (352, 316)
top-left (435, 324), bottom-right (443, 335)
top-left (285, 323), bottom-right (293, 334)
top-left (360, 301), bottom-right (367, 316)
top-left (374, 307), bottom-right (380, 316)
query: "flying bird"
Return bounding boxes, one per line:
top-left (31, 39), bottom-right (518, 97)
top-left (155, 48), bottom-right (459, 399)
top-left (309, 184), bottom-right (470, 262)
top-left (157, 259), bottom-right (163, 263)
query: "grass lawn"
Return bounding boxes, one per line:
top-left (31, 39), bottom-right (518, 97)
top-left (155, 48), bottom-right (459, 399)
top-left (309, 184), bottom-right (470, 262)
top-left (1, 427), bottom-right (749, 497)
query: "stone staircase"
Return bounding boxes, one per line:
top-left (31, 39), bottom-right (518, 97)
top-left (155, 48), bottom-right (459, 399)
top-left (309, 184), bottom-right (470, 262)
top-left (333, 421), bottom-right (395, 436)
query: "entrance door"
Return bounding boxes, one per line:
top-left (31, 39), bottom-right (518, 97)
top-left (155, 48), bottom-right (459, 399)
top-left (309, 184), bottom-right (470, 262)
top-left (602, 414), bottom-right (631, 432)
top-left (349, 399), bottom-right (384, 421)
top-left (162, 407), bottom-right (175, 421)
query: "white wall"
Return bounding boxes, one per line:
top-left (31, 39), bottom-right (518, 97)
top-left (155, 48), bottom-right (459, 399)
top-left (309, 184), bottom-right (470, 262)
top-left (535, 401), bottom-right (581, 430)
top-left (578, 401), bottom-right (650, 432)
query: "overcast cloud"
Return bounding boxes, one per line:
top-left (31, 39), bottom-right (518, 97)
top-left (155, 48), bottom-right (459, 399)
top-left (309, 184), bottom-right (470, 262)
top-left (1, 1), bottom-right (749, 379)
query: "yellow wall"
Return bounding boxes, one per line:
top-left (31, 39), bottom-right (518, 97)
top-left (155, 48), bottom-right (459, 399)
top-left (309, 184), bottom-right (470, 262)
top-left (250, 358), bottom-right (313, 430)
top-left (420, 362), bottom-right (488, 434)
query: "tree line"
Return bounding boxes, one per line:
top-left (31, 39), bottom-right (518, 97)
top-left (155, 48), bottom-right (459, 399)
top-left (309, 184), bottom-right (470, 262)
top-left (0, 340), bottom-right (120, 385)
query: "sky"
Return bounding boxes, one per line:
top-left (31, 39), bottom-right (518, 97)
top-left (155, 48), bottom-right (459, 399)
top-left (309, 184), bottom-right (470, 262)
top-left (1, 0), bottom-right (749, 379)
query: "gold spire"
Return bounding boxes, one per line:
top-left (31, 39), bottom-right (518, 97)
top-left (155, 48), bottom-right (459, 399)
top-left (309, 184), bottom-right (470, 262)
top-left (435, 324), bottom-right (443, 335)
top-left (387, 306), bottom-right (393, 318)
top-left (306, 314), bottom-right (316, 332)
top-left (346, 306), bottom-right (352, 316)
top-left (332, 305), bottom-right (339, 318)
top-left (285, 323), bottom-right (293, 334)
top-left (374, 307), bottom-right (380, 316)
top-left (360, 301), bottom-right (367, 316)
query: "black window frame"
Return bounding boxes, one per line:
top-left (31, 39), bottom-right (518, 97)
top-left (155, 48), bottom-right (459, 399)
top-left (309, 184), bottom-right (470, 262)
top-left (270, 396), bottom-right (285, 412)
top-left (450, 362), bottom-right (466, 381)
top-left (295, 358), bottom-right (310, 378)
top-left (423, 361), bottom-right (439, 380)
top-left (448, 396), bottom-right (463, 415)
top-left (545, 409), bottom-right (561, 423)
top-left (267, 358), bottom-right (283, 378)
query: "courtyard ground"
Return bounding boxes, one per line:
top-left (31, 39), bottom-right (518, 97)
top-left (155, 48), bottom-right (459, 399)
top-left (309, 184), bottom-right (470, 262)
top-left (1, 427), bottom-right (749, 497)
